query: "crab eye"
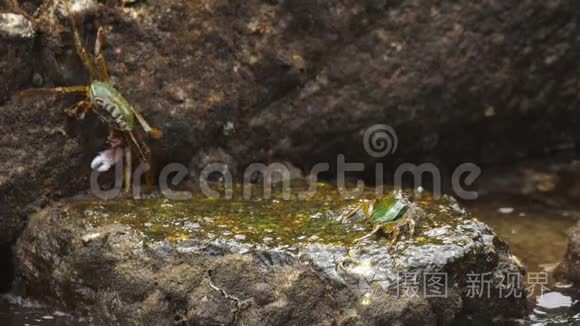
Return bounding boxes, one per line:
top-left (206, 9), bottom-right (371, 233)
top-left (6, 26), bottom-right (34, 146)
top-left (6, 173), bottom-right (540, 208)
top-left (90, 148), bottom-right (122, 172)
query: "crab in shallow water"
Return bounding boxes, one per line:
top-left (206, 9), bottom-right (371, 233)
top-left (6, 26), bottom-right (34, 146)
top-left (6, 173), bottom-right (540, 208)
top-left (10, 0), bottom-right (161, 192)
top-left (342, 191), bottom-right (417, 249)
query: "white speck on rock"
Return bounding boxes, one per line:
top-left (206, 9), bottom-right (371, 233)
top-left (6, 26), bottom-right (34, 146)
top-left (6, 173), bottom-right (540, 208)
top-left (81, 232), bottom-right (101, 243)
top-left (484, 105), bottom-right (495, 117)
top-left (0, 13), bottom-right (34, 39)
top-left (497, 207), bottom-right (514, 214)
top-left (424, 226), bottom-right (450, 238)
top-left (450, 202), bottom-right (466, 214)
top-left (56, 0), bottom-right (98, 18)
top-left (223, 121), bottom-right (235, 135)
top-left (184, 222), bottom-right (200, 229)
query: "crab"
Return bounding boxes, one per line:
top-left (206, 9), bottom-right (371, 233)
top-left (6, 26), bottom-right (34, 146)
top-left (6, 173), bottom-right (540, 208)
top-left (10, 0), bottom-right (161, 192)
top-left (342, 191), bottom-right (417, 249)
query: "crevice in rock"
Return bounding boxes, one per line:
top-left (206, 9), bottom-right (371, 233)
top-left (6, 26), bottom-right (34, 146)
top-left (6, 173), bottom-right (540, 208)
top-left (0, 243), bottom-right (14, 293)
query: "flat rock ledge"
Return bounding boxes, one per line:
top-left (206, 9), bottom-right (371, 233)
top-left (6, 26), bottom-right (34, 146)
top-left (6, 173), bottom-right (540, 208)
top-left (15, 190), bottom-right (527, 325)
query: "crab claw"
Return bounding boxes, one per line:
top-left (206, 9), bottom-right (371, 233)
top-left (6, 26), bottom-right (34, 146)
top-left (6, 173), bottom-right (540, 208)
top-left (91, 148), bottom-right (123, 172)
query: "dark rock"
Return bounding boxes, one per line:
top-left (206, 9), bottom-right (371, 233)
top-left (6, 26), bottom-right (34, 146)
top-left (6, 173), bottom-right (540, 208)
top-left (0, 243), bottom-right (14, 293)
top-left (15, 189), bottom-right (527, 324)
top-left (239, 0), bottom-right (580, 175)
top-left (0, 13), bottom-right (34, 103)
top-left (556, 221), bottom-right (580, 284)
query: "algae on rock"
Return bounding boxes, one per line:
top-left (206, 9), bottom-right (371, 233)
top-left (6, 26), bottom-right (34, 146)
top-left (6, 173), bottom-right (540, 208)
top-left (16, 186), bottom-right (527, 325)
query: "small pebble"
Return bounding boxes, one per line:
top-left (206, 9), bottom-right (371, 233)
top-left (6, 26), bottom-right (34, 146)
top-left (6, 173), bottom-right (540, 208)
top-left (81, 232), bottom-right (101, 243)
top-left (184, 222), bottom-right (200, 229)
top-left (167, 86), bottom-right (186, 103)
top-left (223, 122), bottom-right (235, 136)
top-left (234, 234), bottom-right (246, 240)
top-left (484, 105), bottom-right (496, 117)
top-left (32, 73), bottom-right (43, 87)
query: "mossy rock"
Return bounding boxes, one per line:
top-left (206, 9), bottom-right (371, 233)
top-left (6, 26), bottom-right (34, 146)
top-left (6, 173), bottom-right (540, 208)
top-left (16, 185), bottom-right (527, 325)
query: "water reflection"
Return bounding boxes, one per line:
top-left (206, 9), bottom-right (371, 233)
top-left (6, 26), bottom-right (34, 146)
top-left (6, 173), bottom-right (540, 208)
top-left (0, 294), bottom-right (88, 326)
top-left (464, 196), bottom-right (579, 325)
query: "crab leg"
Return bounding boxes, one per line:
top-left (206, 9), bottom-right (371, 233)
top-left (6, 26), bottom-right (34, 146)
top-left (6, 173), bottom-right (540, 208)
top-left (127, 131), bottom-right (154, 192)
top-left (388, 227), bottom-right (401, 250)
top-left (94, 26), bottom-right (110, 81)
top-left (353, 224), bottom-right (381, 243)
top-left (127, 106), bottom-right (162, 139)
top-left (63, 0), bottom-right (97, 81)
top-left (19, 86), bottom-right (89, 103)
top-left (64, 98), bottom-right (91, 119)
top-left (339, 201), bottom-right (373, 221)
top-left (127, 131), bottom-right (149, 163)
top-left (123, 145), bottom-right (131, 193)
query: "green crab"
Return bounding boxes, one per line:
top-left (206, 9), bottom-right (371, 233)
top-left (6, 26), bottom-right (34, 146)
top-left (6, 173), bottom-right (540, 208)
top-left (9, 0), bottom-right (161, 192)
top-left (343, 191), bottom-right (416, 248)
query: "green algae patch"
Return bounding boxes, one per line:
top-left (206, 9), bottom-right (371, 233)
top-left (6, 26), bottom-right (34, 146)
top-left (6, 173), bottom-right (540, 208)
top-left (68, 184), bottom-right (368, 247)
top-left (64, 184), bottom-right (469, 248)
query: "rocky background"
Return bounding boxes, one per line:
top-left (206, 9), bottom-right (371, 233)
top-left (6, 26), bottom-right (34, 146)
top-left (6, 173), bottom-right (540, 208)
top-left (1, 0), bottom-right (579, 296)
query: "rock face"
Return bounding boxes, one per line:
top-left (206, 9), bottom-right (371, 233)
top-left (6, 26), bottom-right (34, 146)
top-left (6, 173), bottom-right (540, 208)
top-left (0, 13), bottom-right (34, 104)
top-left (16, 188), bottom-right (527, 325)
top-left (1, 0), bottom-right (580, 248)
top-left (557, 221), bottom-right (580, 284)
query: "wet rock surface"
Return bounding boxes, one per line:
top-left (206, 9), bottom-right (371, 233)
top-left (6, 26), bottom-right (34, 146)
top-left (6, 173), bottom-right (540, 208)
top-left (15, 188), bottom-right (527, 325)
top-left (557, 221), bottom-right (580, 284)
